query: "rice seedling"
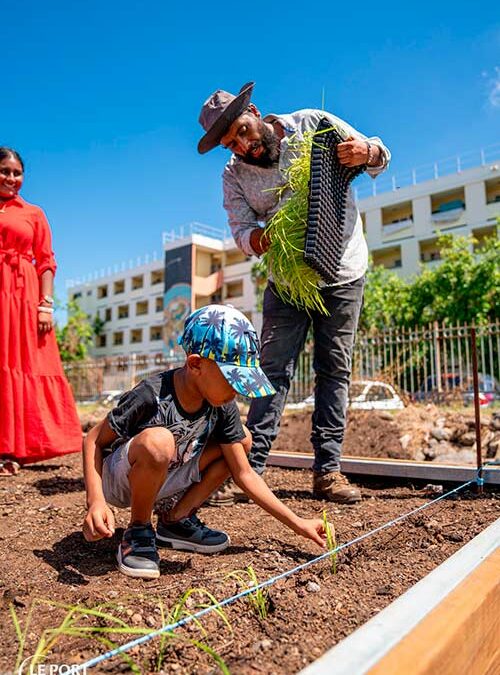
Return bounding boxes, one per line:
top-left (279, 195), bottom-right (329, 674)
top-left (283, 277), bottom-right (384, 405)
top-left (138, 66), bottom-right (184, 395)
top-left (262, 125), bottom-right (341, 315)
top-left (323, 509), bottom-right (338, 574)
top-left (155, 587), bottom-right (232, 673)
top-left (226, 565), bottom-right (270, 620)
top-left (9, 598), bottom-right (144, 673)
top-left (9, 589), bottom-right (232, 675)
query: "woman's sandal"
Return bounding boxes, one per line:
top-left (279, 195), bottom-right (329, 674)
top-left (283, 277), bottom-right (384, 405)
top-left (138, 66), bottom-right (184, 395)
top-left (0, 460), bottom-right (21, 476)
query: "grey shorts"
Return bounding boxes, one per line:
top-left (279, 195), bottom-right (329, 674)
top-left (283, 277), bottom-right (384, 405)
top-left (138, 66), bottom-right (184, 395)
top-left (102, 439), bottom-right (202, 510)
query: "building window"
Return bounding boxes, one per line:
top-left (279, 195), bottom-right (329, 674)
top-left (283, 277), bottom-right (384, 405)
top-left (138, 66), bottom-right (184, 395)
top-left (136, 300), bottom-right (148, 316)
top-left (118, 305), bottom-right (129, 319)
top-left (485, 178), bottom-right (500, 204)
top-left (150, 326), bottom-right (163, 341)
top-left (372, 245), bottom-right (402, 270)
top-left (97, 285), bottom-right (108, 299)
top-left (151, 269), bottom-right (164, 285)
top-left (105, 307), bottom-right (112, 321)
top-left (473, 224), bottom-right (497, 251)
top-left (131, 328), bottom-right (143, 344)
top-left (114, 279), bottom-right (125, 294)
top-left (113, 331), bottom-right (124, 346)
top-left (131, 274), bottom-right (144, 290)
top-left (71, 292), bottom-right (82, 300)
top-left (226, 280), bottom-right (244, 299)
top-left (225, 250), bottom-right (248, 266)
top-left (96, 334), bottom-right (107, 348)
top-left (155, 296), bottom-right (164, 312)
top-left (86, 290), bottom-right (92, 296)
top-left (420, 238), bottom-right (441, 263)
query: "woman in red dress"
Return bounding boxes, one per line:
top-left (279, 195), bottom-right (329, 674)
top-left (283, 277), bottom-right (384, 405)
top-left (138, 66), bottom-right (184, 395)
top-left (0, 147), bottom-right (82, 475)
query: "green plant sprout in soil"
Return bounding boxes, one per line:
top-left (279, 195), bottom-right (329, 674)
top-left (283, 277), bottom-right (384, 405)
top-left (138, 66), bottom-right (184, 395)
top-left (9, 588), bottom-right (232, 675)
top-left (226, 565), bottom-right (271, 621)
top-left (323, 509), bottom-right (338, 575)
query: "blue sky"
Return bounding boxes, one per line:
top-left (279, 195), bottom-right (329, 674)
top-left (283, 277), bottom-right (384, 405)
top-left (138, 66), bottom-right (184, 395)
top-left (3, 1), bottom-right (499, 305)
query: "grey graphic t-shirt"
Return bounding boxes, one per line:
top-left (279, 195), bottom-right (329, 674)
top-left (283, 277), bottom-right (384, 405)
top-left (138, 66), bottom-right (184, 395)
top-left (107, 369), bottom-right (245, 471)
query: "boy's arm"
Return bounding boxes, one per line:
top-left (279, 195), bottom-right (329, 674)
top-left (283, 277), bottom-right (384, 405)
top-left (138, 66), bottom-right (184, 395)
top-left (220, 441), bottom-right (327, 548)
top-left (82, 418), bottom-right (118, 541)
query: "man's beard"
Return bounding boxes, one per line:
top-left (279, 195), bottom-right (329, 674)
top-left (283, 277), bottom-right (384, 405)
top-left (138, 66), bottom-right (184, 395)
top-left (240, 123), bottom-right (280, 168)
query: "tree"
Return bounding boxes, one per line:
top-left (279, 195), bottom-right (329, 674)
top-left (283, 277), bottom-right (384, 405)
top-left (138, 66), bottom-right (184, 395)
top-left (361, 233), bottom-right (500, 330)
top-left (251, 260), bottom-right (268, 312)
top-left (56, 300), bottom-right (94, 362)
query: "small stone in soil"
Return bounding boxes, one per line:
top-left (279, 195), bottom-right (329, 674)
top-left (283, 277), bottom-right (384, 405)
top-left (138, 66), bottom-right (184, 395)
top-left (254, 639), bottom-right (273, 651)
top-left (306, 581), bottom-right (321, 593)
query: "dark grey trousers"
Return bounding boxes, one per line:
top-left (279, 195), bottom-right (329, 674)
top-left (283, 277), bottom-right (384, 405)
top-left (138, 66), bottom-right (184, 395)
top-left (246, 275), bottom-right (365, 475)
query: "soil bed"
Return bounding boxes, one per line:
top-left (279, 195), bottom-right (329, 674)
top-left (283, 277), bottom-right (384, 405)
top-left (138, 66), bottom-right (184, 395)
top-left (0, 453), bottom-right (498, 674)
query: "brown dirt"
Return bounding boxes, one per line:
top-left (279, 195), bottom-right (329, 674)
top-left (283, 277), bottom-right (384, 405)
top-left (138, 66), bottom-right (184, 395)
top-left (0, 452), bottom-right (498, 674)
top-left (276, 410), bottom-right (409, 459)
top-left (273, 404), bottom-right (499, 464)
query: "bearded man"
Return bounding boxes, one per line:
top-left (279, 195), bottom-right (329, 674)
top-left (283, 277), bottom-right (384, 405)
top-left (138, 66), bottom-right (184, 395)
top-left (198, 82), bottom-right (390, 504)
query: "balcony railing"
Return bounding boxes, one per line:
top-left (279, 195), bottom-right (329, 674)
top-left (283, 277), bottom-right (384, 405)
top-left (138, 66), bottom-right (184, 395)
top-left (354, 142), bottom-right (500, 201)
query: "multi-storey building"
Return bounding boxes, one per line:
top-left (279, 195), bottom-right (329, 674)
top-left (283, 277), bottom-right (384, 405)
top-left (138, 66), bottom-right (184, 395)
top-left (67, 148), bottom-right (499, 358)
top-left (67, 256), bottom-right (167, 358)
top-left (66, 224), bottom-right (256, 358)
top-left (356, 147), bottom-right (499, 275)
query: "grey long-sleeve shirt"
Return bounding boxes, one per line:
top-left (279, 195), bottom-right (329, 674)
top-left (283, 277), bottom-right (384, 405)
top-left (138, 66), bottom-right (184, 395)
top-left (222, 108), bottom-right (391, 286)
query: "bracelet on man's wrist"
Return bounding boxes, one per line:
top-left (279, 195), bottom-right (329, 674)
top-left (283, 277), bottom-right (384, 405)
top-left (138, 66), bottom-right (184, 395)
top-left (38, 306), bottom-right (54, 314)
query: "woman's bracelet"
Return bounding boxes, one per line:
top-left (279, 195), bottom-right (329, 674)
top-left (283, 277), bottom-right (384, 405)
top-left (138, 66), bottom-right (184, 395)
top-left (40, 294), bottom-right (54, 305)
top-left (38, 306), bottom-right (54, 313)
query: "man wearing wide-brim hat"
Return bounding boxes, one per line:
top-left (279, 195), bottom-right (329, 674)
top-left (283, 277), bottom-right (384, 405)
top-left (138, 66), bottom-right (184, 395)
top-left (198, 82), bottom-right (391, 504)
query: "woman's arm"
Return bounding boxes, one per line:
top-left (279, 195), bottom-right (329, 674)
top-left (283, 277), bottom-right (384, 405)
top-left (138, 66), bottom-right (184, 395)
top-left (37, 269), bottom-right (55, 333)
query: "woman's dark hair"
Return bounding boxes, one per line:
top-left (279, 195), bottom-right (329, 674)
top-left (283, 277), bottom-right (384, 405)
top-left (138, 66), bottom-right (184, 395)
top-left (0, 147), bottom-right (24, 171)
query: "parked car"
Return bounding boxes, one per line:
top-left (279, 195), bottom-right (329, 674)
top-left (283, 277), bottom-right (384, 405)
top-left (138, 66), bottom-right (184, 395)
top-left (462, 374), bottom-right (500, 407)
top-left (413, 373), bottom-right (463, 402)
top-left (99, 390), bottom-right (124, 404)
top-left (287, 381), bottom-right (405, 411)
top-left (348, 380), bottom-right (405, 410)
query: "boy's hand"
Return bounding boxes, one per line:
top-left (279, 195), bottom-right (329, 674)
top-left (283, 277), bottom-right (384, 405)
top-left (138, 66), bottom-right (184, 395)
top-left (83, 501), bottom-right (116, 541)
top-left (294, 518), bottom-right (328, 548)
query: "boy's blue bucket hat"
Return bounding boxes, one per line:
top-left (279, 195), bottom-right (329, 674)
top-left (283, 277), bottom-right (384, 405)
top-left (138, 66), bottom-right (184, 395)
top-left (179, 304), bottom-right (276, 399)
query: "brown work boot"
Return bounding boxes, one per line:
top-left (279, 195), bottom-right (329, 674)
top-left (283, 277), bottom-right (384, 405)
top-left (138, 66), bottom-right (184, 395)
top-left (313, 471), bottom-right (361, 504)
top-left (205, 479), bottom-right (250, 506)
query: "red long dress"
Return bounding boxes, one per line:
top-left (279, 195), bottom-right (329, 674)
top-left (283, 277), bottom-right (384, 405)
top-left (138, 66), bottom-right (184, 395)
top-left (0, 195), bottom-right (82, 464)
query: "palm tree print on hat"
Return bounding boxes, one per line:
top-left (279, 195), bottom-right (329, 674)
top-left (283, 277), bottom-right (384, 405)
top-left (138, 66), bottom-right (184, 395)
top-left (200, 309), bottom-right (224, 329)
top-left (229, 318), bottom-right (249, 339)
top-left (227, 368), bottom-right (244, 387)
top-left (250, 370), bottom-right (271, 390)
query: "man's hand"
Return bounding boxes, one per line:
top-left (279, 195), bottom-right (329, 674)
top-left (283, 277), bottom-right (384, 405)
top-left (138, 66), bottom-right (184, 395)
top-left (83, 500), bottom-right (116, 541)
top-left (293, 517), bottom-right (328, 548)
top-left (250, 227), bottom-right (271, 256)
top-left (337, 137), bottom-right (370, 167)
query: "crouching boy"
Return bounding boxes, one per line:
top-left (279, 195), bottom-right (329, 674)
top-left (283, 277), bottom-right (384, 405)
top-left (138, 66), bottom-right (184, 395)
top-left (83, 305), bottom-right (327, 579)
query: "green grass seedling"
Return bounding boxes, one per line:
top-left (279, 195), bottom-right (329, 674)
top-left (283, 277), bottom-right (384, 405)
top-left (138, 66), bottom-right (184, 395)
top-left (10, 591), bottom-right (232, 675)
top-left (10, 598), bottom-right (144, 673)
top-left (155, 588), bottom-right (232, 673)
top-left (226, 565), bottom-right (269, 620)
top-left (323, 509), bottom-right (338, 575)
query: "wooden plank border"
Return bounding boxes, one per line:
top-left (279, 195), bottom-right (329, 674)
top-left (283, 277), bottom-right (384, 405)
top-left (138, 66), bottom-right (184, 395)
top-left (268, 451), bottom-right (500, 485)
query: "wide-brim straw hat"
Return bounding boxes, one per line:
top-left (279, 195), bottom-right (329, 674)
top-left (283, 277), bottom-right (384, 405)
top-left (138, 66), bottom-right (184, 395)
top-left (197, 82), bottom-right (255, 154)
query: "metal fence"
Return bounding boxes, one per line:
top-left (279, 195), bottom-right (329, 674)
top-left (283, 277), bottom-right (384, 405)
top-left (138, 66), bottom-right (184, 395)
top-left (287, 320), bottom-right (500, 403)
top-left (65, 321), bottom-right (499, 405)
top-left (64, 353), bottom-right (184, 402)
